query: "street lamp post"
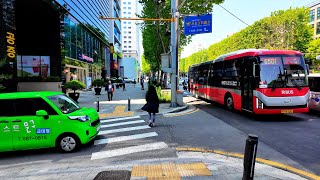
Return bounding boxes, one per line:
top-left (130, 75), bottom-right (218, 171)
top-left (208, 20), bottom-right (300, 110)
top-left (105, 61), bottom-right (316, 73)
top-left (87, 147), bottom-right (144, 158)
top-left (170, 0), bottom-right (179, 107)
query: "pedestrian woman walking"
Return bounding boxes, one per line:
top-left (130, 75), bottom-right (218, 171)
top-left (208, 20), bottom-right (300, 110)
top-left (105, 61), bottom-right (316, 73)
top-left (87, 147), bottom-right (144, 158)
top-left (142, 85), bottom-right (159, 127)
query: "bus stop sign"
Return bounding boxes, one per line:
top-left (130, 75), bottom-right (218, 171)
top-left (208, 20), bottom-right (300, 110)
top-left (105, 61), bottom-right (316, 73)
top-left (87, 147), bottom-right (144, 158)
top-left (184, 14), bottom-right (212, 35)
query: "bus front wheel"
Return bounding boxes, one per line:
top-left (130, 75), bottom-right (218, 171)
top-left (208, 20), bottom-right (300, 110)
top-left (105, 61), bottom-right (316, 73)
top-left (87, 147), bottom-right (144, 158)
top-left (225, 94), bottom-right (234, 111)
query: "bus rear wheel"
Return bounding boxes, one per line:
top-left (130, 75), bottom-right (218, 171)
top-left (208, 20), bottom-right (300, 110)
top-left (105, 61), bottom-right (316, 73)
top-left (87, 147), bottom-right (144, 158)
top-left (225, 94), bottom-right (234, 111)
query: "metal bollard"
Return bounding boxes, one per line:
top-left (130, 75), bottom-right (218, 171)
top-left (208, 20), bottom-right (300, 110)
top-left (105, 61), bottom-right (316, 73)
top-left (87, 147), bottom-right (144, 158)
top-left (96, 97), bottom-right (100, 112)
top-left (128, 98), bottom-right (131, 111)
top-left (242, 134), bottom-right (259, 180)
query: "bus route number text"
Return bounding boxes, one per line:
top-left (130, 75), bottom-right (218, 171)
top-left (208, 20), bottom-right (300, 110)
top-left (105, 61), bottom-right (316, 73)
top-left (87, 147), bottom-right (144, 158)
top-left (263, 58), bottom-right (278, 65)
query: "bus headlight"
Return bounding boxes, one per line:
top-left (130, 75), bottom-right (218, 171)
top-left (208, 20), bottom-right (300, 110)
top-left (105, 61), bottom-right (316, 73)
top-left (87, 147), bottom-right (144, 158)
top-left (256, 98), bottom-right (264, 109)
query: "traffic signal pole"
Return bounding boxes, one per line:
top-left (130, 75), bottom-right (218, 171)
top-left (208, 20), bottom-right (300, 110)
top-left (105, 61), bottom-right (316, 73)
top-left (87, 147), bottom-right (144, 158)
top-left (170, 0), bottom-right (179, 107)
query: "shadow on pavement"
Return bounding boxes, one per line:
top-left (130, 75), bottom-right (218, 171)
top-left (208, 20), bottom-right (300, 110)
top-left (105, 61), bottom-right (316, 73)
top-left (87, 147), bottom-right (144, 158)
top-left (193, 100), bottom-right (306, 122)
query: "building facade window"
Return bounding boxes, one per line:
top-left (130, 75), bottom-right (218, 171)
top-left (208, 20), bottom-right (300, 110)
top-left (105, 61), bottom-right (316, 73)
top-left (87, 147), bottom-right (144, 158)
top-left (310, 9), bottom-right (315, 22)
top-left (128, 22), bottom-right (131, 24)
top-left (318, 7), bottom-right (320, 19)
top-left (317, 22), bottom-right (320, 34)
top-left (128, 7), bottom-right (131, 10)
top-left (123, 2), bottom-right (126, 4)
top-left (128, 2), bottom-right (131, 4)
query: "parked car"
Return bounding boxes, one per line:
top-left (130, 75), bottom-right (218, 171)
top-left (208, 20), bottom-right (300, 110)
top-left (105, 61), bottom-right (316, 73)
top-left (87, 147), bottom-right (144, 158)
top-left (0, 91), bottom-right (101, 153)
top-left (308, 73), bottom-right (320, 111)
top-left (123, 77), bottom-right (133, 83)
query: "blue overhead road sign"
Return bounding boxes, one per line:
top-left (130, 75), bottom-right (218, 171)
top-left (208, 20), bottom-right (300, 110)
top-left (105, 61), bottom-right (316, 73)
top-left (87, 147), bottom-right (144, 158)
top-left (184, 14), bottom-right (212, 35)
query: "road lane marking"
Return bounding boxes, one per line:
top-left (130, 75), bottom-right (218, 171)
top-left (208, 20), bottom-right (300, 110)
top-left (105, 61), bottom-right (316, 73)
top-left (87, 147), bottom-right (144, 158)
top-left (98, 125), bottom-right (150, 135)
top-left (94, 132), bottom-right (158, 145)
top-left (164, 108), bottom-right (199, 117)
top-left (91, 142), bottom-right (168, 160)
top-left (101, 120), bottom-right (145, 128)
top-left (176, 147), bottom-right (320, 180)
top-left (100, 116), bottom-right (140, 123)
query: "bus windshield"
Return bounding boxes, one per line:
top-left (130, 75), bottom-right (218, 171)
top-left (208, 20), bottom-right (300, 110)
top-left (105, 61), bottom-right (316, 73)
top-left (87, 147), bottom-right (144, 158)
top-left (258, 55), bottom-right (307, 89)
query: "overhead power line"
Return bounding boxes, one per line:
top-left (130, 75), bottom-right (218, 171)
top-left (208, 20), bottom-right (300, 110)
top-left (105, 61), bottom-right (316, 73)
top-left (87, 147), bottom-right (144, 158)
top-left (218, 5), bottom-right (250, 26)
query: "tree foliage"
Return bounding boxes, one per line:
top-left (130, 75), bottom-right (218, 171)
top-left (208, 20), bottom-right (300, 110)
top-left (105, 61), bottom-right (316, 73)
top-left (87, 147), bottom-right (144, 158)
top-left (139, 0), bottom-right (224, 73)
top-left (180, 7), bottom-right (313, 72)
top-left (142, 55), bottom-right (151, 75)
top-left (306, 38), bottom-right (320, 71)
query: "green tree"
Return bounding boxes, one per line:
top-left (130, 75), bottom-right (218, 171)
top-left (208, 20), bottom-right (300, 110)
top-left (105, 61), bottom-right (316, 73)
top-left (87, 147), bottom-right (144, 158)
top-left (306, 38), bottom-right (320, 72)
top-left (139, 0), bottom-right (224, 74)
top-left (179, 7), bottom-right (313, 72)
top-left (142, 55), bottom-right (151, 75)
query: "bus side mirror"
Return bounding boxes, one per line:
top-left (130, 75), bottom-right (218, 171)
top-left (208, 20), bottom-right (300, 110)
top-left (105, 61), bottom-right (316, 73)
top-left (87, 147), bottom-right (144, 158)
top-left (306, 64), bottom-right (310, 75)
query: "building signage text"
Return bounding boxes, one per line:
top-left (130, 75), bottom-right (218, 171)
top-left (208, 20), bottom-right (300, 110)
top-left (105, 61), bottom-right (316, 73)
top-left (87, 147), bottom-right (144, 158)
top-left (6, 32), bottom-right (16, 59)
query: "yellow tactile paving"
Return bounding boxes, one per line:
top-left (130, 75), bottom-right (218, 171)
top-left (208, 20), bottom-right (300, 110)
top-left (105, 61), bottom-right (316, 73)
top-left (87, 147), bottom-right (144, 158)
top-left (131, 162), bottom-right (212, 179)
top-left (99, 105), bottom-right (134, 118)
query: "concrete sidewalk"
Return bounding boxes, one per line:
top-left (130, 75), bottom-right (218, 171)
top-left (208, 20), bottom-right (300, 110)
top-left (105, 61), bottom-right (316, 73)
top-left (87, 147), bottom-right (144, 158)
top-left (77, 83), bottom-right (189, 118)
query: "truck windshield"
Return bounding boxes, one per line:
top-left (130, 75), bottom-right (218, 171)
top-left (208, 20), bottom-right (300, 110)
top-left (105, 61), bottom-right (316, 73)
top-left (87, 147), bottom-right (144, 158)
top-left (258, 55), bottom-right (308, 89)
top-left (47, 95), bottom-right (80, 114)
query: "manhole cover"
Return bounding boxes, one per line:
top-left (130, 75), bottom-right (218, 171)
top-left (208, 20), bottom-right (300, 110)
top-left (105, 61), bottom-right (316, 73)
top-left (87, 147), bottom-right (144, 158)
top-left (94, 171), bottom-right (131, 180)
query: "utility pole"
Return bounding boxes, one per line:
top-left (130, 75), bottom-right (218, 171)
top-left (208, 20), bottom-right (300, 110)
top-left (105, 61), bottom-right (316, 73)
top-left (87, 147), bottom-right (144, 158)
top-left (170, 0), bottom-right (179, 107)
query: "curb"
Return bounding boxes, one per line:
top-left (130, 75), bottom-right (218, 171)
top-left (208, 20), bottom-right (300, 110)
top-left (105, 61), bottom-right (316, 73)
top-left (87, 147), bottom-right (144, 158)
top-left (165, 104), bottom-right (189, 114)
top-left (176, 147), bottom-right (320, 180)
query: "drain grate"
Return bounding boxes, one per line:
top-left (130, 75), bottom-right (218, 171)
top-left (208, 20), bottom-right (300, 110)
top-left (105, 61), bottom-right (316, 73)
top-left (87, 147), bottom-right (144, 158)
top-left (93, 171), bottom-right (131, 180)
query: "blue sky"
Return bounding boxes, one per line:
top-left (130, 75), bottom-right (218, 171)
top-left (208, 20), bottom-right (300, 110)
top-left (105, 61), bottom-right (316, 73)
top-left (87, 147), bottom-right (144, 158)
top-left (181, 0), bottom-right (315, 58)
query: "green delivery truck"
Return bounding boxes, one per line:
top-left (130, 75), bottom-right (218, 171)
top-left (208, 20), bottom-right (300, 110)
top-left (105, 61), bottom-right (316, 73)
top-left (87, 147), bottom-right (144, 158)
top-left (0, 91), bottom-right (101, 152)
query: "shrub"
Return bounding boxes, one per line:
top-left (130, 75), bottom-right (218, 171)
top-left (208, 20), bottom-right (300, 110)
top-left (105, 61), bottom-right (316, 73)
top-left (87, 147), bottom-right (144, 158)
top-left (155, 86), bottom-right (171, 103)
top-left (64, 80), bottom-right (86, 93)
top-left (92, 79), bottom-right (105, 87)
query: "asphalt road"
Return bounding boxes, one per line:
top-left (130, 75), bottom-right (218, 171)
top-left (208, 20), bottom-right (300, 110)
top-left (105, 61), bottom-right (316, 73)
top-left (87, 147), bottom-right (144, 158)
top-left (188, 100), bottom-right (320, 175)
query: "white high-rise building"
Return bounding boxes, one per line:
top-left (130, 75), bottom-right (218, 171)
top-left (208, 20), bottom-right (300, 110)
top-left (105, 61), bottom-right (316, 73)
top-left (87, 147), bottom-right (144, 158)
top-left (120, 0), bottom-right (141, 80)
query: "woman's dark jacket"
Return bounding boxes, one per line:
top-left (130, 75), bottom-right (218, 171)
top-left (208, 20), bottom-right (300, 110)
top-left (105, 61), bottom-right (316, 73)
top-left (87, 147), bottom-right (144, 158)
top-left (146, 92), bottom-right (159, 113)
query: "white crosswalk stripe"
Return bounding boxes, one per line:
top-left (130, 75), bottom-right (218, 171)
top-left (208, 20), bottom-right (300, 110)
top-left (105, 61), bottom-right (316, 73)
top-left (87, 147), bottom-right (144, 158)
top-left (100, 116), bottom-right (140, 123)
top-left (94, 132), bottom-right (158, 145)
top-left (91, 116), bottom-right (169, 160)
top-left (91, 142), bottom-right (168, 160)
top-left (101, 120), bottom-right (145, 128)
top-left (98, 125), bottom-right (150, 135)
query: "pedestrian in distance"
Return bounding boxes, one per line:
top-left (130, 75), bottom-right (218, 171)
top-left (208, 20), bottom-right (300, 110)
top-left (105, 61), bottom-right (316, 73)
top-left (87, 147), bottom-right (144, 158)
top-left (133, 79), bottom-right (136, 88)
top-left (105, 80), bottom-right (115, 101)
top-left (122, 79), bottom-right (126, 91)
top-left (141, 85), bottom-right (159, 127)
top-left (140, 77), bottom-right (144, 90)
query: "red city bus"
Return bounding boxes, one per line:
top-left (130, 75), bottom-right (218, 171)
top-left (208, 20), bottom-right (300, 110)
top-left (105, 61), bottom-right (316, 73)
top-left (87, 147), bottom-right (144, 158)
top-left (188, 49), bottom-right (310, 114)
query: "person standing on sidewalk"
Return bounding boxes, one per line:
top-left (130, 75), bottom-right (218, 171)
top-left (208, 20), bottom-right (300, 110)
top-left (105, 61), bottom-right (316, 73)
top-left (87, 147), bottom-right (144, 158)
top-left (105, 80), bottom-right (114, 101)
top-left (144, 85), bottom-right (159, 127)
top-left (140, 77), bottom-right (144, 90)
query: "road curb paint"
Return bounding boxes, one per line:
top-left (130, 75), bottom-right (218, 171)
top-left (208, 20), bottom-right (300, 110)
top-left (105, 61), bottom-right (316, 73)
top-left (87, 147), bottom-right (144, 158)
top-left (176, 147), bottom-right (320, 180)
